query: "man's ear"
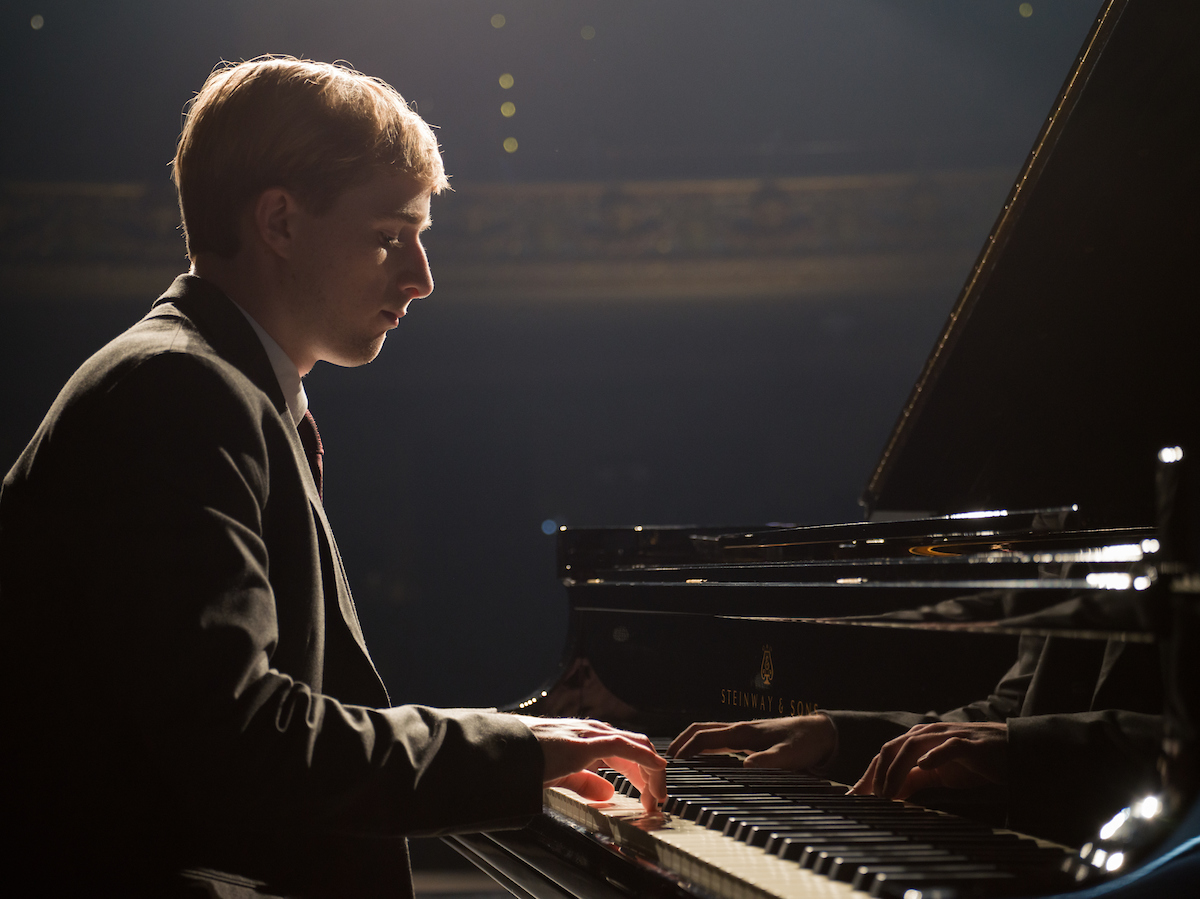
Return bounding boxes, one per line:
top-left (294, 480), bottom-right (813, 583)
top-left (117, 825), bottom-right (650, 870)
top-left (253, 187), bottom-right (302, 259)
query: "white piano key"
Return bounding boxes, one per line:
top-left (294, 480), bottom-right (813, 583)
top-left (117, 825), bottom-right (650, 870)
top-left (545, 787), bottom-right (860, 899)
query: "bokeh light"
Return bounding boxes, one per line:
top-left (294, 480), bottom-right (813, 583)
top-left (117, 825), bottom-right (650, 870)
top-left (501, 101), bottom-right (516, 117)
top-left (503, 137), bottom-right (518, 153)
top-left (1019, 3), bottom-right (1033, 17)
top-left (30, 14), bottom-right (44, 29)
top-left (491, 13), bottom-right (506, 29)
top-left (580, 25), bottom-right (596, 40)
top-left (498, 73), bottom-right (514, 89)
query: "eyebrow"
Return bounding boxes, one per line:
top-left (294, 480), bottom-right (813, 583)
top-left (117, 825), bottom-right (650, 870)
top-left (390, 211), bottom-right (432, 230)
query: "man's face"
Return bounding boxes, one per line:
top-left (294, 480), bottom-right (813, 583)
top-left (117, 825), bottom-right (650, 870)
top-left (286, 169), bottom-right (434, 371)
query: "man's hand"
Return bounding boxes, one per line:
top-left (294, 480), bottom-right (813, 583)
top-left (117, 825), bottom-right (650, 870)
top-left (516, 716), bottom-right (668, 814)
top-left (850, 721), bottom-right (1008, 801)
top-left (667, 715), bottom-right (837, 770)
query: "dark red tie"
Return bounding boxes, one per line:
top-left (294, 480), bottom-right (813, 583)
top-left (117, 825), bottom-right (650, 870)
top-left (297, 410), bottom-right (324, 499)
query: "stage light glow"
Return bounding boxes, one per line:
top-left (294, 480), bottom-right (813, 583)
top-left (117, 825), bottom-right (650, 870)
top-left (1019, 3), bottom-right (1033, 17)
top-left (541, 519), bottom-right (557, 535)
top-left (501, 101), bottom-right (516, 117)
top-left (1100, 808), bottom-right (1130, 840)
top-left (31, 14), bottom-right (44, 29)
top-left (1159, 445), bottom-right (1184, 463)
top-left (499, 73), bottom-right (514, 89)
top-left (491, 13), bottom-right (506, 29)
top-left (503, 137), bottom-right (518, 153)
top-left (581, 25), bottom-right (596, 40)
top-left (949, 509), bottom-right (1007, 520)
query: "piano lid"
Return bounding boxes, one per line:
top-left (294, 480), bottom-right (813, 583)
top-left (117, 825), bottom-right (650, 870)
top-left (864, 0), bottom-right (1200, 526)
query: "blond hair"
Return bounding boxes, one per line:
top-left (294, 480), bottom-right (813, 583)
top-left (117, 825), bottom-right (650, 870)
top-left (174, 56), bottom-right (448, 258)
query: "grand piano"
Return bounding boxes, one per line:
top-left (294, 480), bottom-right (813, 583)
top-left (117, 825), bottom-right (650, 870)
top-left (446, 0), bottom-right (1200, 895)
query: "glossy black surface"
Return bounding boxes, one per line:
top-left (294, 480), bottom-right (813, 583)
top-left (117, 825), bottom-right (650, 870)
top-left (520, 508), bottom-right (1156, 733)
top-left (865, 0), bottom-right (1200, 523)
top-left (462, 2), bottom-right (1200, 896)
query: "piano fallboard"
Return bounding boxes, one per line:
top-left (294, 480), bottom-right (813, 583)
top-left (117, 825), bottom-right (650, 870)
top-left (515, 510), bottom-right (1157, 735)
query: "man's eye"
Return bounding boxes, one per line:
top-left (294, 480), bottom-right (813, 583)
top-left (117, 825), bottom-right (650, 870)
top-left (381, 234), bottom-right (404, 248)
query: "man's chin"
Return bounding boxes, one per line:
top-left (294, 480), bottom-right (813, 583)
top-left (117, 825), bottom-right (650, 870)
top-left (323, 337), bottom-right (387, 369)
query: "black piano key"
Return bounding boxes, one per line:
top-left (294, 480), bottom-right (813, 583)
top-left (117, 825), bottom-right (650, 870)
top-left (820, 850), bottom-right (967, 878)
top-left (674, 795), bottom-right (777, 822)
top-left (661, 797), bottom-right (685, 815)
top-left (662, 787), bottom-right (774, 810)
top-left (757, 824), bottom-right (884, 843)
top-left (771, 835), bottom-right (857, 863)
top-left (690, 798), bottom-right (806, 823)
top-left (763, 829), bottom-right (904, 856)
top-left (742, 822), bottom-right (879, 847)
top-left (724, 813), bottom-right (837, 839)
top-left (867, 864), bottom-right (1078, 898)
top-left (808, 842), bottom-right (947, 869)
top-left (869, 870), bottom-right (1021, 898)
top-left (765, 814), bottom-right (988, 845)
top-left (800, 840), bottom-right (951, 870)
top-left (666, 753), bottom-right (742, 769)
top-left (794, 833), bottom-right (1025, 869)
top-left (731, 812), bottom-right (905, 841)
top-left (793, 838), bottom-right (940, 868)
top-left (703, 805), bottom-right (808, 829)
top-left (827, 842), bottom-right (1067, 881)
top-left (884, 827), bottom-right (1019, 844)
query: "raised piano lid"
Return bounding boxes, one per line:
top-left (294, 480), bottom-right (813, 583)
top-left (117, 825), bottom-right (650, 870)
top-left (863, 0), bottom-right (1200, 526)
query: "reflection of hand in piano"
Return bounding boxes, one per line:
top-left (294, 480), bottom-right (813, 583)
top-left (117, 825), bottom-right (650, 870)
top-left (515, 714), bottom-right (668, 813)
top-left (852, 721), bottom-right (1009, 801)
top-left (669, 714), bottom-right (838, 771)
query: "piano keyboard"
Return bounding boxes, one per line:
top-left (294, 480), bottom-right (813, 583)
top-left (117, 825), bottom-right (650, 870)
top-left (543, 756), bottom-right (1086, 899)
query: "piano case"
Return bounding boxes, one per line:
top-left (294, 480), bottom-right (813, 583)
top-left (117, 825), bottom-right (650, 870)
top-left (448, 0), bottom-right (1200, 895)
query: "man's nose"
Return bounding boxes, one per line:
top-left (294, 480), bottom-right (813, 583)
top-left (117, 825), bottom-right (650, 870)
top-left (401, 241), bottom-right (434, 300)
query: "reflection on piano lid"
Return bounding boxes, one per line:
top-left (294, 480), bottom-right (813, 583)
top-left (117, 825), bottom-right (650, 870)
top-left (516, 508), bottom-right (1160, 735)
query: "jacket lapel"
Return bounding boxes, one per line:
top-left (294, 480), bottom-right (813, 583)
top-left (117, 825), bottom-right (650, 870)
top-left (152, 274), bottom-right (388, 701)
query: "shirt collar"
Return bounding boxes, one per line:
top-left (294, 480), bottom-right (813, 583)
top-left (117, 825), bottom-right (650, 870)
top-left (229, 302), bottom-right (309, 426)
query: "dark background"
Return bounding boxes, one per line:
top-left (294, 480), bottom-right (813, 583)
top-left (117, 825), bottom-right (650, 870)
top-left (2, 1), bottom-right (1101, 710)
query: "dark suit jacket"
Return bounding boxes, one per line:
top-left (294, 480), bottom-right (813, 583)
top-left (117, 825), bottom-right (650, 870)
top-left (820, 634), bottom-right (1163, 847)
top-left (0, 275), bottom-right (543, 897)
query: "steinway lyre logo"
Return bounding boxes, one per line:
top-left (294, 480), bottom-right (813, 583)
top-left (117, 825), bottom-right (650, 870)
top-left (758, 644), bottom-right (774, 688)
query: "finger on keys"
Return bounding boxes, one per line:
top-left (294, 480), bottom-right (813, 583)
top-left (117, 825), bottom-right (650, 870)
top-left (552, 770), bottom-right (617, 803)
top-left (864, 729), bottom-right (912, 797)
top-left (849, 753), bottom-right (880, 795)
top-left (604, 754), bottom-right (668, 812)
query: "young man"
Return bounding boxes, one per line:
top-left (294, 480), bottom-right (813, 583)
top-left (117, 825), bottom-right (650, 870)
top-left (0, 57), bottom-right (665, 898)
